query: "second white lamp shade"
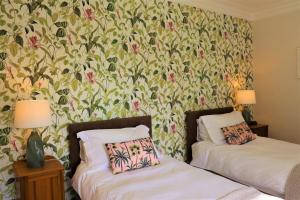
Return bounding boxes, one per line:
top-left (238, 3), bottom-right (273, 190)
top-left (236, 90), bottom-right (256, 105)
top-left (14, 100), bottom-right (51, 129)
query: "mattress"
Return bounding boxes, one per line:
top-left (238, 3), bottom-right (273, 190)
top-left (191, 136), bottom-right (300, 197)
top-left (72, 156), bottom-right (282, 200)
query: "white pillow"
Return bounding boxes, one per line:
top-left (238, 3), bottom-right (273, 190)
top-left (200, 111), bottom-right (245, 145)
top-left (77, 125), bottom-right (149, 142)
top-left (196, 118), bottom-right (211, 142)
top-left (79, 140), bottom-right (87, 162)
top-left (77, 125), bottom-right (161, 168)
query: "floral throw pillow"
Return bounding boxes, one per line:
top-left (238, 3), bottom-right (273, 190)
top-left (221, 122), bottom-right (256, 145)
top-left (105, 137), bottom-right (160, 174)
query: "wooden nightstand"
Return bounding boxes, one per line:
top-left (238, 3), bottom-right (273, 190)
top-left (13, 156), bottom-right (64, 200)
top-left (249, 124), bottom-right (268, 137)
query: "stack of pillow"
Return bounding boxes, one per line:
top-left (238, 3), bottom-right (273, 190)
top-left (197, 111), bottom-right (256, 145)
top-left (77, 125), bottom-right (161, 174)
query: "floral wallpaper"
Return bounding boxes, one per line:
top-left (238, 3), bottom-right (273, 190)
top-left (0, 0), bottom-right (252, 199)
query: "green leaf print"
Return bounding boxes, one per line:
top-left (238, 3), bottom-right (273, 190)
top-left (58, 96), bottom-right (68, 105)
top-left (0, 29), bottom-right (7, 36)
top-left (56, 28), bottom-right (66, 37)
top-left (0, 0), bottom-right (253, 198)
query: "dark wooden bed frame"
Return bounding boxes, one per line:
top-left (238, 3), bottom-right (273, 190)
top-left (67, 115), bottom-right (152, 178)
top-left (68, 107), bottom-right (235, 175)
top-left (185, 107), bottom-right (234, 163)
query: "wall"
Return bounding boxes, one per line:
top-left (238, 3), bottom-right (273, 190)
top-left (0, 0), bottom-right (252, 199)
top-left (253, 10), bottom-right (300, 144)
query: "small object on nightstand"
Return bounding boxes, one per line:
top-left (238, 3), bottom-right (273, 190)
top-left (13, 156), bottom-right (64, 200)
top-left (249, 124), bottom-right (268, 137)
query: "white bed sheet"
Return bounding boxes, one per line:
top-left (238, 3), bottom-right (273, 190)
top-left (72, 156), bottom-right (281, 200)
top-left (191, 137), bottom-right (300, 197)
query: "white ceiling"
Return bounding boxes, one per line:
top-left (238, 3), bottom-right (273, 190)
top-left (169, 0), bottom-right (300, 20)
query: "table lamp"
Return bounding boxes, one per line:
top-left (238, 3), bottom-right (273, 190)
top-left (236, 90), bottom-right (257, 125)
top-left (14, 100), bottom-right (51, 168)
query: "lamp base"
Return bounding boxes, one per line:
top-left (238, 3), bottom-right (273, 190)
top-left (242, 106), bottom-right (254, 124)
top-left (26, 131), bottom-right (44, 168)
top-left (242, 110), bottom-right (257, 125)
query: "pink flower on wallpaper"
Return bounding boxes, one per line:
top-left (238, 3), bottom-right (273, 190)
top-left (38, 81), bottom-right (42, 88)
top-left (189, 69), bottom-right (193, 77)
top-left (28, 36), bottom-right (40, 48)
top-left (198, 96), bottom-right (205, 106)
top-left (6, 66), bottom-right (13, 79)
top-left (156, 42), bottom-right (160, 51)
top-left (69, 100), bottom-right (75, 112)
top-left (168, 72), bottom-right (176, 83)
top-left (166, 20), bottom-right (175, 31)
top-left (198, 49), bottom-right (204, 59)
top-left (224, 31), bottom-right (229, 39)
top-left (67, 34), bottom-right (73, 45)
top-left (132, 100), bottom-right (140, 111)
top-left (116, 8), bottom-right (121, 19)
top-left (35, 80), bottom-right (47, 88)
top-left (130, 42), bottom-right (140, 54)
top-left (84, 8), bottom-right (95, 20)
top-left (158, 95), bottom-right (161, 103)
top-left (86, 72), bottom-right (95, 84)
top-left (11, 140), bottom-right (18, 152)
top-left (224, 73), bottom-right (230, 81)
top-left (170, 123), bottom-right (177, 134)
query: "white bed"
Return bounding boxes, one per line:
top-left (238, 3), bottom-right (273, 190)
top-left (72, 156), bottom-right (282, 200)
top-left (191, 136), bottom-right (300, 197)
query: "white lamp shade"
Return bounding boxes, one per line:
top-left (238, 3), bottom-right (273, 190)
top-left (236, 90), bottom-right (256, 105)
top-left (14, 100), bottom-right (51, 128)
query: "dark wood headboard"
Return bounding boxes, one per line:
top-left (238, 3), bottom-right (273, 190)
top-left (67, 115), bottom-right (152, 177)
top-left (185, 107), bottom-right (233, 163)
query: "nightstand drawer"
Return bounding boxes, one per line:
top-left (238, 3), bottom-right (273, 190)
top-left (26, 171), bottom-right (63, 200)
top-left (13, 157), bottom-right (64, 200)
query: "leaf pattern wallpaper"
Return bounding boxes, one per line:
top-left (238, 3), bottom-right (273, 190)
top-left (0, 0), bottom-right (252, 199)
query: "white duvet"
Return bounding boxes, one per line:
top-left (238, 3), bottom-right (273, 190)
top-left (191, 137), bottom-right (300, 197)
top-left (72, 156), bottom-right (281, 200)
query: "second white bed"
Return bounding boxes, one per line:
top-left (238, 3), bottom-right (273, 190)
top-left (191, 136), bottom-right (300, 197)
